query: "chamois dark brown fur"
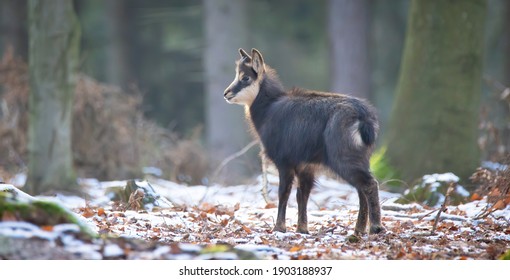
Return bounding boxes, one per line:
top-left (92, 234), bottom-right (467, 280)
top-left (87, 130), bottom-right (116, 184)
top-left (224, 48), bottom-right (384, 235)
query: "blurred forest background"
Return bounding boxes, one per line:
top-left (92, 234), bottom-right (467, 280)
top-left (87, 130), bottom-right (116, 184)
top-left (0, 0), bottom-right (509, 195)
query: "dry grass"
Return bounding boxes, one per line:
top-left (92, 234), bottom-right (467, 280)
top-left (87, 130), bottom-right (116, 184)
top-left (0, 48), bottom-right (208, 184)
top-left (470, 159), bottom-right (510, 218)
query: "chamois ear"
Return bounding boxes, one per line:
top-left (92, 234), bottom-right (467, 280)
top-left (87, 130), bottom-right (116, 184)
top-left (239, 48), bottom-right (251, 60)
top-left (251, 48), bottom-right (265, 74)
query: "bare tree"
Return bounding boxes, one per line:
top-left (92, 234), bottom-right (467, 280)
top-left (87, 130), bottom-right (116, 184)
top-left (105, 0), bottom-right (134, 89)
top-left (204, 0), bottom-right (252, 182)
top-left (328, 0), bottom-right (372, 100)
top-left (25, 0), bottom-right (80, 194)
top-left (0, 0), bottom-right (28, 58)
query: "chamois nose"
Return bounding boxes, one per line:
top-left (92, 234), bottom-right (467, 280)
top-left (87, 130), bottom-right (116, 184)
top-left (224, 88), bottom-right (231, 97)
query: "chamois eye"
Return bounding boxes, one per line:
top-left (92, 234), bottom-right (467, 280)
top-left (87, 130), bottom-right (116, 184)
top-left (241, 76), bottom-right (250, 82)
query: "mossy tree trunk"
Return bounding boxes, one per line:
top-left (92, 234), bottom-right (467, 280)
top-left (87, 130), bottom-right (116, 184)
top-left (25, 0), bottom-right (80, 194)
top-left (386, 0), bottom-right (487, 183)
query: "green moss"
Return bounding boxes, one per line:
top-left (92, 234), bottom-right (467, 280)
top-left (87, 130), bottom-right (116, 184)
top-left (199, 244), bottom-right (258, 260)
top-left (201, 244), bottom-right (231, 254)
top-left (0, 191), bottom-right (96, 237)
top-left (499, 250), bottom-right (510, 260)
top-left (395, 174), bottom-right (468, 207)
top-left (370, 146), bottom-right (402, 192)
top-left (347, 234), bottom-right (360, 243)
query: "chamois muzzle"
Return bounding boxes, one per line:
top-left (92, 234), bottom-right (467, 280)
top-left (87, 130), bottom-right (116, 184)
top-left (224, 85), bottom-right (235, 102)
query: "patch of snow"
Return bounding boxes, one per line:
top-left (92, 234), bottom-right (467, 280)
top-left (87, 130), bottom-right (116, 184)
top-left (77, 178), bottom-right (100, 186)
top-left (457, 200), bottom-right (489, 218)
top-left (197, 252), bottom-right (239, 260)
top-left (235, 244), bottom-right (287, 258)
top-left (382, 197), bottom-right (424, 211)
top-left (8, 173), bottom-right (26, 187)
top-left (65, 244), bottom-right (103, 260)
top-left (481, 161), bottom-right (508, 171)
top-left (152, 246), bottom-right (170, 258)
top-left (0, 184), bottom-right (35, 202)
top-left (0, 222), bottom-right (88, 249)
top-left (143, 166), bottom-right (163, 177)
top-left (98, 180), bottom-right (129, 189)
top-left (39, 194), bottom-right (87, 209)
top-left (0, 221), bottom-right (54, 240)
top-left (423, 173), bottom-right (459, 184)
top-left (274, 231), bottom-right (297, 239)
top-left (233, 238), bottom-right (249, 243)
top-left (455, 185), bottom-right (470, 197)
top-left (53, 224), bottom-right (81, 234)
top-left (103, 244), bottom-right (124, 257)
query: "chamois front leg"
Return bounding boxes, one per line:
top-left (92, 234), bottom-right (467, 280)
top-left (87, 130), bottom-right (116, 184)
top-left (274, 167), bottom-right (295, 233)
top-left (296, 167), bottom-right (314, 234)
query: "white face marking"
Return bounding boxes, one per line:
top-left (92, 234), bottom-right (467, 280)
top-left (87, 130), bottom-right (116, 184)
top-left (224, 68), bottom-right (260, 106)
top-left (228, 83), bottom-right (259, 106)
top-left (350, 121), bottom-right (364, 147)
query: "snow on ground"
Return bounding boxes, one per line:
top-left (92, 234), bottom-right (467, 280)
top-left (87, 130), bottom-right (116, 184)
top-left (2, 174), bottom-right (510, 260)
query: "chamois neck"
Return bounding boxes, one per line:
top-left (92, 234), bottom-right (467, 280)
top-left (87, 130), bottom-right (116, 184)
top-left (260, 66), bottom-right (285, 97)
top-left (248, 66), bottom-right (285, 131)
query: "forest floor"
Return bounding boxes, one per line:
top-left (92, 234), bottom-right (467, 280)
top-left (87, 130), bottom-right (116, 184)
top-left (1, 174), bottom-right (509, 260)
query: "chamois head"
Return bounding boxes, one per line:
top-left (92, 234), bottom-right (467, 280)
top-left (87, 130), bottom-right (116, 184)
top-left (224, 48), bottom-right (265, 106)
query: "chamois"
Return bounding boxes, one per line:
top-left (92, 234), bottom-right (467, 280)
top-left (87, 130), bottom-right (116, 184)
top-left (224, 48), bottom-right (384, 235)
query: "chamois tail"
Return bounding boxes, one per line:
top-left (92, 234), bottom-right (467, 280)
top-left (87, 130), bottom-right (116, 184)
top-left (358, 119), bottom-right (377, 146)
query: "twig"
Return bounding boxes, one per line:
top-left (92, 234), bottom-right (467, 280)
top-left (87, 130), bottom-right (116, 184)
top-left (483, 75), bottom-right (507, 93)
top-left (211, 140), bottom-right (258, 181)
top-left (417, 209), bottom-right (439, 221)
top-left (260, 152), bottom-right (272, 204)
top-left (201, 140), bottom-right (258, 204)
top-left (431, 182), bottom-right (455, 234)
top-left (483, 75), bottom-right (510, 107)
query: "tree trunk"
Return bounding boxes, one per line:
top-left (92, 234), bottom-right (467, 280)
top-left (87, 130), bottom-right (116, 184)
top-left (204, 0), bottom-right (251, 182)
top-left (371, 0), bottom-right (408, 136)
top-left (503, 1), bottom-right (510, 86)
top-left (105, 0), bottom-right (134, 89)
top-left (386, 0), bottom-right (487, 183)
top-left (0, 0), bottom-right (28, 59)
top-left (25, 0), bottom-right (80, 194)
top-left (328, 0), bottom-right (371, 100)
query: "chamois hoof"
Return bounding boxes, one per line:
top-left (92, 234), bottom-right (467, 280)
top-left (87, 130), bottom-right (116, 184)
top-left (296, 227), bottom-right (309, 234)
top-left (273, 225), bottom-right (287, 233)
top-left (369, 225), bottom-right (386, 234)
top-left (354, 229), bottom-right (367, 236)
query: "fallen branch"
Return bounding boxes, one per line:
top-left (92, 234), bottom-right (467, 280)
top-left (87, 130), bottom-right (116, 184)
top-left (431, 182), bottom-right (455, 234)
top-left (211, 140), bottom-right (258, 182)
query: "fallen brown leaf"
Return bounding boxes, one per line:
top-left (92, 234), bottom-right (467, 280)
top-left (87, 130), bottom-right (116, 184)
top-left (97, 207), bottom-right (106, 216)
top-left (265, 203), bottom-right (277, 209)
top-left (81, 207), bottom-right (95, 218)
top-left (289, 246), bottom-right (302, 252)
top-left (41, 225), bottom-right (53, 231)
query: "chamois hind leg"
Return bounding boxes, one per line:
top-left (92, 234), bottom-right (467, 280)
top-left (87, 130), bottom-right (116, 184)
top-left (365, 176), bottom-right (385, 234)
top-left (348, 169), bottom-right (384, 234)
top-left (354, 188), bottom-right (369, 235)
top-left (332, 163), bottom-right (384, 234)
top-left (296, 166), bottom-right (314, 234)
top-left (274, 167), bottom-right (295, 233)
